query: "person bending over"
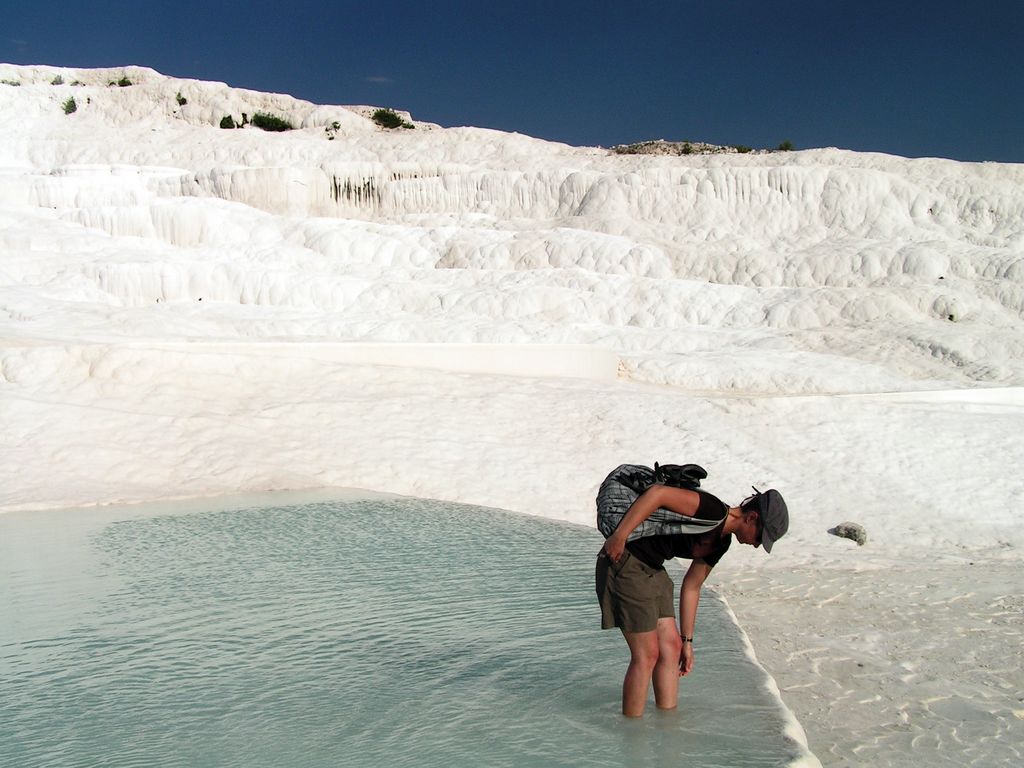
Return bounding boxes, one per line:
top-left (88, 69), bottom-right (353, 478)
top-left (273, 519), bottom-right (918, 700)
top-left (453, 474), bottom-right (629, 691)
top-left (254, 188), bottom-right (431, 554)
top-left (594, 464), bottom-right (789, 717)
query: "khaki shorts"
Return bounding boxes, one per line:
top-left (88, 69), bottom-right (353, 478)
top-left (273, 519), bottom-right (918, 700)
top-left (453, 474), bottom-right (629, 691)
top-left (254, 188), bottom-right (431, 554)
top-left (595, 550), bottom-right (675, 633)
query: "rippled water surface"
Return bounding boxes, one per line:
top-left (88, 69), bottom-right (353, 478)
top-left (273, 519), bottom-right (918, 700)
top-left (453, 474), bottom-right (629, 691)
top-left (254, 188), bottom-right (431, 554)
top-left (1, 493), bottom-right (804, 767)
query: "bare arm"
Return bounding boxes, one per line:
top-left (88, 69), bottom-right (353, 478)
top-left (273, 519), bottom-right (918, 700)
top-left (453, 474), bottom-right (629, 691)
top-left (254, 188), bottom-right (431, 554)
top-left (602, 485), bottom-right (701, 562)
top-left (679, 559), bottom-right (711, 676)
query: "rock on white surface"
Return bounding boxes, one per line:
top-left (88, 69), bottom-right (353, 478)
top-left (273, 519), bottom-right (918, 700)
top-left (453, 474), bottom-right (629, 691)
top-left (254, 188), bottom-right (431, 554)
top-left (828, 521), bottom-right (868, 546)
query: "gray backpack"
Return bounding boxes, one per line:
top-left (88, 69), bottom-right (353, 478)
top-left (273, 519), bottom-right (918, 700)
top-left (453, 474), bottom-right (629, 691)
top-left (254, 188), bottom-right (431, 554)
top-left (596, 463), bottom-right (726, 541)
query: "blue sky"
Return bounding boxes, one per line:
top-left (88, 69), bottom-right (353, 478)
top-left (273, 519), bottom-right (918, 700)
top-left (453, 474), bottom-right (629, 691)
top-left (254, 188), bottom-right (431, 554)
top-left (3, 0), bottom-right (1021, 162)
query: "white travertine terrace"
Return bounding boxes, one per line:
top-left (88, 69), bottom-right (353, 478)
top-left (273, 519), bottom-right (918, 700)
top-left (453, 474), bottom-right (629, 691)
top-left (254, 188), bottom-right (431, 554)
top-left (2, 63), bottom-right (1023, 767)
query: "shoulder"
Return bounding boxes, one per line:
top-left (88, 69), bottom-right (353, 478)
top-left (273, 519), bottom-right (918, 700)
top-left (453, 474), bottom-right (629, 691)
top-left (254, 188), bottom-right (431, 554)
top-left (694, 490), bottom-right (728, 521)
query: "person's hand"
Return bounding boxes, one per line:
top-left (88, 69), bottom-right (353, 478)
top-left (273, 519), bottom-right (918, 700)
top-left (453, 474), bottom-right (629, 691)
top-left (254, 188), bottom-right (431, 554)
top-left (602, 534), bottom-right (626, 563)
top-left (679, 641), bottom-right (694, 676)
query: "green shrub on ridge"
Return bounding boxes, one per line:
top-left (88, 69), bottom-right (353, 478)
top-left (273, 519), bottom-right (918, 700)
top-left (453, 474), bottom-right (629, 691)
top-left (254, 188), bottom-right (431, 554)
top-left (371, 108), bottom-right (413, 129)
top-left (251, 112), bottom-right (293, 132)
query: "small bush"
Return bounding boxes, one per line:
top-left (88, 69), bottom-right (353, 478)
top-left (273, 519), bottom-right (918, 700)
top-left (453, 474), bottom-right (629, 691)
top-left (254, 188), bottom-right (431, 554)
top-left (681, 142), bottom-right (693, 155)
top-left (176, 92), bottom-right (187, 106)
top-left (220, 115), bottom-right (236, 129)
top-left (777, 140), bottom-right (795, 151)
top-left (372, 108), bottom-right (405, 129)
top-left (251, 112), bottom-right (293, 132)
top-left (733, 145), bottom-right (752, 154)
top-left (1, 79), bottom-right (21, 87)
top-left (51, 75), bottom-right (64, 85)
top-left (63, 97), bottom-right (77, 114)
top-left (118, 76), bottom-right (132, 87)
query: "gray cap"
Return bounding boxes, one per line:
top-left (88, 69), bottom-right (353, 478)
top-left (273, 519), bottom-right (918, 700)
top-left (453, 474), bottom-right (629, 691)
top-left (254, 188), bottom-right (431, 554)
top-left (750, 489), bottom-right (789, 553)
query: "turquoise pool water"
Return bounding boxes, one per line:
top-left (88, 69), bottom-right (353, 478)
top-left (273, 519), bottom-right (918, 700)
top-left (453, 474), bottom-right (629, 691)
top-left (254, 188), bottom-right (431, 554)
top-left (1, 492), bottom-right (810, 767)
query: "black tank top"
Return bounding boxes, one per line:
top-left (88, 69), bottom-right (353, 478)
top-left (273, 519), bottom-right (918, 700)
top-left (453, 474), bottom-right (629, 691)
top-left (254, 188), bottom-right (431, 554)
top-left (625, 490), bottom-right (731, 569)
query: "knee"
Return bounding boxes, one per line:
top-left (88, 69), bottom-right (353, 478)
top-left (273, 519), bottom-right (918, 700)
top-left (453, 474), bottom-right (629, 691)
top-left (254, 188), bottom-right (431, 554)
top-left (629, 638), bottom-right (661, 673)
top-left (662, 631), bottom-right (682, 661)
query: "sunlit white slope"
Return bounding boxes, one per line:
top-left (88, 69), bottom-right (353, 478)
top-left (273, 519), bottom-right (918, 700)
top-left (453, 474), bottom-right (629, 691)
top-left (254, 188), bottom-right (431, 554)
top-left (2, 63), bottom-right (1023, 395)
top-left (6, 67), bottom-right (1024, 768)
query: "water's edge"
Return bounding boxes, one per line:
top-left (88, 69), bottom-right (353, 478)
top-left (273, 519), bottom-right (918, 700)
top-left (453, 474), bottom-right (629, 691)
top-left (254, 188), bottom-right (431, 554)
top-left (713, 594), bottom-right (823, 768)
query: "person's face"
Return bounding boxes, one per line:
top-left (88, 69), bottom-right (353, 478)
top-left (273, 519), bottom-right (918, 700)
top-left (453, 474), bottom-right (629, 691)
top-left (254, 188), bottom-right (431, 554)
top-left (737, 511), bottom-right (762, 548)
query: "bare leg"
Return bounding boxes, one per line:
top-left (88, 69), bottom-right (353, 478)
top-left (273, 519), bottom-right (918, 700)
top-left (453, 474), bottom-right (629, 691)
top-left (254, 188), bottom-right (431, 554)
top-left (621, 629), bottom-right (659, 717)
top-left (652, 617), bottom-right (682, 710)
